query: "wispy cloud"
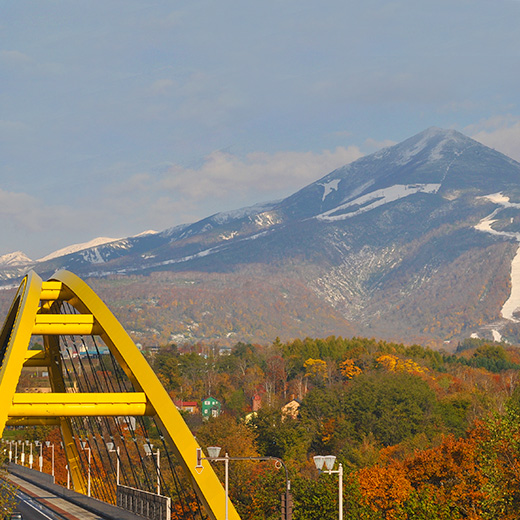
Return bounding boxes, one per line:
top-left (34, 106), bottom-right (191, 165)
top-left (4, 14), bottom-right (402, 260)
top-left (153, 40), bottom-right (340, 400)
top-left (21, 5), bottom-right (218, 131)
top-left (0, 49), bottom-right (32, 66)
top-left (364, 138), bottom-right (398, 152)
top-left (466, 116), bottom-right (520, 162)
top-left (0, 188), bottom-right (72, 237)
top-left (159, 147), bottom-right (363, 200)
top-left (97, 146), bottom-right (364, 234)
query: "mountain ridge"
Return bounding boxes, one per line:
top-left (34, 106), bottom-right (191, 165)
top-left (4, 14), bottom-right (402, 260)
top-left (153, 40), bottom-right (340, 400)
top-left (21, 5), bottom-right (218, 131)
top-left (3, 127), bottom-right (520, 346)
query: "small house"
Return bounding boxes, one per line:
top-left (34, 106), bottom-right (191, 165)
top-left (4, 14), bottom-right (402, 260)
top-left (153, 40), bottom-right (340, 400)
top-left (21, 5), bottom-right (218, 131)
top-left (201, 396), bottom-right (221, 419)
top-left (174, 401), bottom-right (199, 414)
top-left (281, 398), bottom-right (301, 420)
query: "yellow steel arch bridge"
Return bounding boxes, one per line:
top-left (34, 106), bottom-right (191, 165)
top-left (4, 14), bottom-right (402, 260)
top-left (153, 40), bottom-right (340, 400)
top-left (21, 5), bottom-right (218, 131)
top-left (0, 270), bottom-right (240, 520)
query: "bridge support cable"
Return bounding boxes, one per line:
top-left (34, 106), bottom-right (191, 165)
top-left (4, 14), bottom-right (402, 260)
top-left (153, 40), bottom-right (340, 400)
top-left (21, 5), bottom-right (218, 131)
top-left (60, 328), bottom-right (166, 504)
top-left (59, 330), bottom-right (142, 493)
top-left (0, 270), bottom-right (240, 520)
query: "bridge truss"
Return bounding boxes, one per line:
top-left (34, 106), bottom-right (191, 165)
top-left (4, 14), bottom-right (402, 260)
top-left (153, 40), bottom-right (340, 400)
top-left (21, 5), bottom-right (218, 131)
top-left (0, 270), bottom-right (240, 520)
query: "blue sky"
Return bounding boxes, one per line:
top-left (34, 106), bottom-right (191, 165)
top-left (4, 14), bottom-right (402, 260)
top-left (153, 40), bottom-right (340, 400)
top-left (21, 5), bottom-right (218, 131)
top-left (1, 0), bottom-right (520, 258)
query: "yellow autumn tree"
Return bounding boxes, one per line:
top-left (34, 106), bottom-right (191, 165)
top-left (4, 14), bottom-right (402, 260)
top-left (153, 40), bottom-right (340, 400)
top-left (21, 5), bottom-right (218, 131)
top-left (376, 354), bottom-right (428, 374)
top-left (340, 358), bottom-right (363, 379)
top-left (303, 358), bottom-right (327, 380)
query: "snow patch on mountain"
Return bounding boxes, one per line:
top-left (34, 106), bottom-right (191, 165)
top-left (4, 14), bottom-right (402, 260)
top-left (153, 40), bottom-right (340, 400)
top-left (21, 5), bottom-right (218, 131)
top-left (254, 212), bottom-right (282, 228)
top-left (220, 231), bottom-right (238, 241)
top-left (492, 329), bottom-right (503, 342)
top-left (133, 230), bottom-right (157, 237)
top-left (0, 251), bottom-right (33, 266)
top-left (38, 237), bottom-right (121, 262)
top-left (319, 179), bottom-right (341, 201)
top-left (395, 127), bottom-right (463, 165)
top-left (475, 193), bottom-right (520, 322)
top-left (210, 201), bottom-right (278, 225)
top-left (396, 135), bottom-right (431, 165)
top-left (316, 184), bottom-right (441, 222)
top-left (80, 248), bottom-right (107, 264)
top-left (502, 251), bottom-right (520, 322)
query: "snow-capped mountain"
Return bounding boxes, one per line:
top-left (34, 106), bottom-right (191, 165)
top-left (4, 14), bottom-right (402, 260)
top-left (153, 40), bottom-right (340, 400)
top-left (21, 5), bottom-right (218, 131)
top-left (37, 236), bottom-right (122, 262)
top-left (0, 251), bottom-right (32, 267)
top-left (3, 127), bottom-right (520, 345)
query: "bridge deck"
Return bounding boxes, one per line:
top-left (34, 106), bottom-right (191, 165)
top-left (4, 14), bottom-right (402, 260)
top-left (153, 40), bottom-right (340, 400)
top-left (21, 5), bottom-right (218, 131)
top-left (8, 464), bottom-right (144, 520)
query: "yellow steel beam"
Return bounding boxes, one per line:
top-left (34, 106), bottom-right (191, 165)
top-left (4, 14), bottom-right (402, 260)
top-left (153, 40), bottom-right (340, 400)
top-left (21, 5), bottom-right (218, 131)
top-left (9, 392), bottom-right (155, 417)
top-left (39, 281), bottom-right (74, 302)
top-left (6, 417), bottom-right (61, 426)
top-left (44, 332), bottom-right (86, 494)
top-left (0, 272), bottom-right (43, 435)
top-left (32, 314), bottom-right (102, 335)
top-left (51, 269), bottom-right (240, 520)
top-left (23, 349), bottom-right (50, 367)
top-left (61, 417), bottom-right (87, 494)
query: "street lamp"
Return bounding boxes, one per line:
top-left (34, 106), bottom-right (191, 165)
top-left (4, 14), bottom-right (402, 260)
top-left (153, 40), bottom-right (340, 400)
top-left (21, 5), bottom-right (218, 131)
top-left (35, 441), bottom-right (43, 472)
top-left (198, 447), bottom-right (229, 520)
top-left (80, 440), bottom-right (91, 497)
top-left (29, 441), bottom-right (34, 469)
top-left (144, 443), bottom-right (161, 495)
top-left (196, 447), bottom-right (292, 520)
top-left (45, 441), bottom-right (55, 480)
top-left (313, 455), bottom-right (343, 520)
top-left (106, 442), bottom-right (120, 486)
top-left (6, 440), bottom-right (13, 462)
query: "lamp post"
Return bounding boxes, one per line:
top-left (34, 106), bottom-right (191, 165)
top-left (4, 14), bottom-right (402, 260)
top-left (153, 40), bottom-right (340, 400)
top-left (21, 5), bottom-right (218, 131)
top-left (7, 440), bottom-right (13, 462)
top-left (196, 447), bottom-right (292, 520)
top-left (144, 444), bottom-right (161, 495)
top-left (313, 455), bottom-right (343, 520)
top-left (35, 441), bottom-right (43, 472)
top-left (45, 441), bottom-right (55, 480)
top-left (106, 442), bottom-right (120, 486)
top-left (80, 441), bottom-right (91, 497)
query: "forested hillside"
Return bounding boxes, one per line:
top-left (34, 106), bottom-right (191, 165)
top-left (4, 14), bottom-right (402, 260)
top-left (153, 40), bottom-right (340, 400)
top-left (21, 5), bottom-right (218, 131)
top-left (85, 269), bottom-right (356, 346)
top-left (150, 335), bottom-right (520, 519)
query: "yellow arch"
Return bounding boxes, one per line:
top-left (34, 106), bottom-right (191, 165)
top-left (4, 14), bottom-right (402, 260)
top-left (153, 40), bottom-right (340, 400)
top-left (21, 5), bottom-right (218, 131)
top-left (0, 270), bottom-right (239, 520)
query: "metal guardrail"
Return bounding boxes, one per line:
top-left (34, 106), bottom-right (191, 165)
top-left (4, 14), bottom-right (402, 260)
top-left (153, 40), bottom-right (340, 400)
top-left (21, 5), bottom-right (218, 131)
top-left (117, 484), bottom-right (171, 520)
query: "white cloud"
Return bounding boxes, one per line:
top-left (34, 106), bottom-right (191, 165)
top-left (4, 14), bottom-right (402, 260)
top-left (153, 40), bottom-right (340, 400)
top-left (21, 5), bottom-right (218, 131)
top-left (0, 188), bottom-right (73, 235)
top-left (159, 146), bottom-right (363, 201)
top-left (466, 116), bottom-right (520, 162)
top-left (96, 146), bottom-right (364, 237)
top-left (0, 49), bottom-right (31, 66)
top-left (149, 78), bottom-right (177, 96)
top-left (364, 138), bottom-right (398, 152)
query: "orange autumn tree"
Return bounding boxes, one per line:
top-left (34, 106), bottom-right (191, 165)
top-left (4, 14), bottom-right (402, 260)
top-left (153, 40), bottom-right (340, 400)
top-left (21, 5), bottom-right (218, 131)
top-left (355, 432), bottom-right (488, 519)
top-left (357, 461), bottom-right (412, 519)
top-left (404, 434), bottom-right (487, 518)
top-left (339, 358), bottom-right (362, 379)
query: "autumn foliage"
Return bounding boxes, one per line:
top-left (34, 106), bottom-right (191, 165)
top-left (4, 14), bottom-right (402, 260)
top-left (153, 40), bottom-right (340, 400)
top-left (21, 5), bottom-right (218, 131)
top-left (8, 334), bottom-right (520, 519)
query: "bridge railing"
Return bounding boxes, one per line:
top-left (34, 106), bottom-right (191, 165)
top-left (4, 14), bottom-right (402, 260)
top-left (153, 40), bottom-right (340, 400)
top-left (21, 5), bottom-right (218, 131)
top-left (117, 484), bottom-right (171, 520)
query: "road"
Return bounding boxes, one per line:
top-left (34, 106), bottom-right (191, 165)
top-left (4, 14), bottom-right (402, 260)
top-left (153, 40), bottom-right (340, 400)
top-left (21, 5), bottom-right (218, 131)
top-left (12, 490), bottom-right (66, 520)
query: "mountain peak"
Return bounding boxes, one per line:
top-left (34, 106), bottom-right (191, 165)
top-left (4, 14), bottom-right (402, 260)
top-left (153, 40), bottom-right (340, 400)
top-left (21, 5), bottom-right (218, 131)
top-left (0, 251), bottom-right (33, 267)
top-left (37, 236), bottom-right (121, 262)
top-left (392, 126), bottom-right (472, 164)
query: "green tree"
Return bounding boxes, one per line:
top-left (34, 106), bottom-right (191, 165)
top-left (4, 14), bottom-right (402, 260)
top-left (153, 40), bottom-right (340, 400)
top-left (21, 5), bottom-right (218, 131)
top-left (345, 372), bottom-right (438, 446)
top-left (252, 407), bottom-right (312, 461)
